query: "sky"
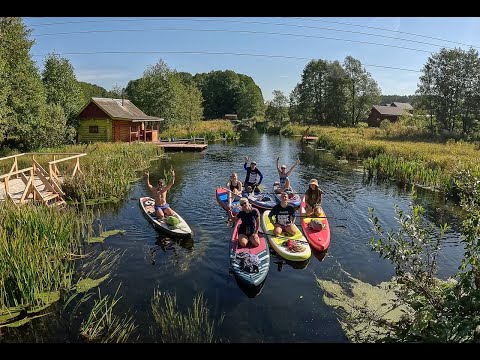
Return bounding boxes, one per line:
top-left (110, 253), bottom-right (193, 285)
top-left (23, 17), bottom-right (480, 101)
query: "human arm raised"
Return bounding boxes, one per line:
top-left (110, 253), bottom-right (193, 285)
top-left (276, 156), bottom-right (281, 173)
top-left (243, 156), bottom-right (249, 170)
top-left (165, 169), bottom-right (175, 190)
top-left (144, 172), bottom-right (154, 191)
top-left (286, 159), bottom-right (300, 176)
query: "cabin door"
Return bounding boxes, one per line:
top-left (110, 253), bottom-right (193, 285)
top-left (113, 123), bottom-right (121, 141)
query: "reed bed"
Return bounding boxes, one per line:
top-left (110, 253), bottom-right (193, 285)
top-left (55, 142), bottom-right (163, 203)
top-left (289, 124), bottom-right (480, 201)
top-left (151, 289), bottom-right (224, 343)
top-left (80, 286), bottom-right (137, 343)
top-left (159, 120), bottom-right (239, 141)
top-left (0, 201), bottom-right (87, 319)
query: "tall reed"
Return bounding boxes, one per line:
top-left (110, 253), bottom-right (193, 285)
top-left (0, 202), bottom-right (86, 315)
top-left (58, 142), bottom-right (163, 203)
top-left (151, 289), bottom-right (224, 343)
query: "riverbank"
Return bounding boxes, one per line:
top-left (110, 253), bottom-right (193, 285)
top-left (288, 124), bottom-right (480, 203)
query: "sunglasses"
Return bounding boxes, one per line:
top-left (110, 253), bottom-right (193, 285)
top-left (240, 202), bottom-right (248, 206)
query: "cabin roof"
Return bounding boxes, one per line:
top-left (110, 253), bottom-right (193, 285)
top-left (84, 97), bottom-right (163, 121)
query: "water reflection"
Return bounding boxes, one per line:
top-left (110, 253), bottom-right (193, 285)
top-left (148, 234), bottom-right (194, 265)
top-left (234, 277), bottom-right (266, 298)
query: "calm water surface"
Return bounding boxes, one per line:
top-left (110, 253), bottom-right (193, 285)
top-left (4, 132), bottom-right (466, 343)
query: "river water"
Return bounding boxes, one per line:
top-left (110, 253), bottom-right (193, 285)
top-left (3, 131), bottom-right (466, 342)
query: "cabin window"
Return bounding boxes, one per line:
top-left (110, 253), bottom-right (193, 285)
top-left (89, 126), bottom-right (99, 133)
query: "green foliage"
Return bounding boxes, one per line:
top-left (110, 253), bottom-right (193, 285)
top-left (344, 56), bottom-right (381, 126)
top-left (0, 17), bottom-right (47, 151)
top-left (78, 81), bottom-right (110, 102)
top-left (170, 73), bottom-right (204, 130)
top-left (265, 90), bottom-right (289, 128)
top-left (60, 142), bottom-right (163, 202)
top-left (42, 53), bottom-right (84, 131)
top-left (194, 70), bottom-right (264, 120)
top-left (355, 186), bottom-right (480, 342)
top-left (416, 47), bottom-right (480, 137)
top-left (0, 201), bottom-right (87, 316)
top-left (291, 56), bottom-right (380, 126)
top-left (80, 286), bottom-right (137, 343)
top-left (151, 289), bottom-right (224, 343)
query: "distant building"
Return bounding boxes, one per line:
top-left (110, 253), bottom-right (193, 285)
top-left (77, 98), bottom-right (163, 143)
top-left (367, 105), bottom-right (405, 127)
top-left (390, 102), bottom-right (414, 113)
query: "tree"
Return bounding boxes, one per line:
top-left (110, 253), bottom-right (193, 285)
top-left (297, 59), bottom-right (329, 124)
top-left (344, 56), bottom-right (381, 126)
top-left (78, 81), bottom-right (109, 102)
top-left (236, 74), bottom-right (265, 119)
top-left (42, 53), bottom-right (84, 130)
top-left (125, 59), bottom-right (176, 126)
top-left (288, 84), bottom-right (301, 122)
top-left (416, 48), bottom-right (480, 136)
top-left (0, 17), bottom-right (47, 150)
top-left (107, 83), bottom-right (124, 99)
top-left (324, 60), bottom-right (348, 125)
top-left (170, 73), bottom-right (204, 130)
top-left (265, 90), bottom-right (289, 128)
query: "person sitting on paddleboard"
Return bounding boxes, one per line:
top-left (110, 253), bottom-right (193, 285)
top-left (228, 197), bottom-right (260, 248)
top-left (275, 156), bottom-right (299, 194)
top-left (269, 192), bottom-right (299, 236)
top-left (243, 156), bottom-right (263, 194)
top-left (226, 172), bottom-right (243, 208)
top-left (304, 178), bottom-right (323, 217)
top-left (144, 169), bottom-right (175, 219)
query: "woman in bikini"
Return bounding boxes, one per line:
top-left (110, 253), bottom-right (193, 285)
top-left (226, 172), bottom-right (243, 208)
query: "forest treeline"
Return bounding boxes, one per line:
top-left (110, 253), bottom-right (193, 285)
top-left (1, 17), bottom-right (480, 153)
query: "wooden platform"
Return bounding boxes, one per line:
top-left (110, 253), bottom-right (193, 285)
top-left (157, 140), bottom-right (207, 152)
top-left (0, 176), bottom-right (64, 204)
top-left (303, 136), bottom-right (318, 143)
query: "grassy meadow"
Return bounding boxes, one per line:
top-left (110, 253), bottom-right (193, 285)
top-left (288, 124), bottom-right (480, 201)
top-left (159, 120), bottom-right (239, 141)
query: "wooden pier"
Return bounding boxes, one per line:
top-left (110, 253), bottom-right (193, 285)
top-left (302, 136), bottom-right (318, 143)
top-left (157, 138), bottom-right (208, 152)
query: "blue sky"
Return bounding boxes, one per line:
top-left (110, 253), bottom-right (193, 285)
top-left (23, 17), bottom-right (480, 101)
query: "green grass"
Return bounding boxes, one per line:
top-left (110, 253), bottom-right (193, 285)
top-left (159, 120), bottom-right (239, 141)
top-left (289, 124), bottom-right (480, 202)
top-left (0, 201), bottom-right (87, 323)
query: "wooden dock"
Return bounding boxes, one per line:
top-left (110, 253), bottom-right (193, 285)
top-left (157, 138), bottom-right (208, 152)
top-left (302, 136), bottom-right (318, 143)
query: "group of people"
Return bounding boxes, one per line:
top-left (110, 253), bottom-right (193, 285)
top-left (227, 157), bottom-right (324, 248)
top-left (143, 156), bottom-right (324, 249)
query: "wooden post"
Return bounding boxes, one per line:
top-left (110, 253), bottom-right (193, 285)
top-left (14, 156), bottom-right (18, 179)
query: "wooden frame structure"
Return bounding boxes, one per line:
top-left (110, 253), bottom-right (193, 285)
top-left (0, 152), bottom-right (86, 206)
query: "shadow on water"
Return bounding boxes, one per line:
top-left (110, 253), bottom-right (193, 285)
top-left (312, 248), bottom-right (328, 262)
top-left (271, 252), bottom-right (310, 272)
top-left (234, 277), bottom-right (266, 299)
top-left (148, 234), bottom-right (194, 265)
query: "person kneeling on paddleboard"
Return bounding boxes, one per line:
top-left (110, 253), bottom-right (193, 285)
top-left (304, 178), bottom-right (323, 217)
top-left (269, 192), bottom-right (299, 236)
top-left (228, 197), bottom-right (260, 248)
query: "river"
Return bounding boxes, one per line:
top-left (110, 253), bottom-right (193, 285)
top-left (3, 131), bottom-right (466, 342)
